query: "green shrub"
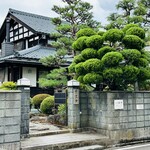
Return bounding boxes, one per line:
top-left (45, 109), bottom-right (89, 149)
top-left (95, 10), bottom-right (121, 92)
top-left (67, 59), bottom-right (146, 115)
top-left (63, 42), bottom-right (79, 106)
top-left (83, 58), bottom-right (103, 72)
top-left (121, 49), bottom-right (141, 63)
top-left (77, 75), bottom-right (84, 83)
top-left (122, 35), bottom-right (145, 50)
top-left (126, 27), bottom-right (145, 39)
top-left (138, 67), bottom-right (150, 81)
top-left (73, 54), bottom-right (85, 63)
top-left (103, 68), bottom-right (123, 80)
top-left (134, 58), bottom-right (149, 67)
top-left (86, 35), bottom-right (103, 49)
top-left (97, 46), bottom-right (116, 59)
top-left (75, 62), bottom-right (86, 75)
top-left (103, 29), bottom-right (124, 43)
top-left (40, 96), bottom-right (54, 114)
top-left (83, 73), bottom-right (103, 84)
top-left (122, 65), bottom-right (139, 82)
top-left (58, 104), bottom-right (66, 117)
top-left (98, 31), bottom-right (105, 36)
top-left (32, 94), bottom-right (50, 109)
top-left (68, 62), bottom-right (76, 73)
top-left (122, 24), bottom-right (139, 33)
top-left (72, 36), bottom-right (87, 51)
top-left (76, 28), bottom-right (96, 38)
top-left (81, 48), bottom-right (97, 59)
top-left (139, 80), bottom-right (150, 91)
top-left (0, 81), bottom-right (17, 90)
top-left (102, 52), bottom-right (124, 67)
top-left (57, 104), bottom-right (67, 125)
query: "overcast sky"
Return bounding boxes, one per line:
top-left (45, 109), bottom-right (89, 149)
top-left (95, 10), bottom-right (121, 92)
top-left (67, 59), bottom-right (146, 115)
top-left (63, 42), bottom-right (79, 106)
top-left (0, 0), bottom-right (120, 27)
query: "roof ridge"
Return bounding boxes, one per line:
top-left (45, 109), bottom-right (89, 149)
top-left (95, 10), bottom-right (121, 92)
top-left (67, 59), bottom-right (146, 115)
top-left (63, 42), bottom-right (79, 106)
top-left (18, 45), bottom-right (41, 56)
top-left (9, 8), bottom-right (52, 21)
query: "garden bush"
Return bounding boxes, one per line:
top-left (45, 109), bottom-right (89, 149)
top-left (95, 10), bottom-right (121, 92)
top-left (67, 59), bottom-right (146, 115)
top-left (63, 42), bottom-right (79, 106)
top-left (72, 36), bottom-right (87, 51)
top-left (83, 73), bottom-right (103, 84)
top-left (121, 49), bottom-right (141, 63)
top-left (76, 28), bottom-right (96, 38)
top-left (81, 48), bottom-right (97, 59)
top-left (75, 62), bottom-right (86, 75)
top-left (102, 52), bottom-right (124, 67)
top-left (122, 24), bottom-right (139, 33)
top-left (83, 58), bottom-right (103, 72)
top-left (97, 46), bottom-right (116, 59)
top-left (58, 104), bottom-right (67, 119)
top-left (40, 96), bottom-right (54, 114)
top-left (122, 65), bottom-right (139, 83)
top-left (103, 29), bottom-right (124, 43)
top-left (0, 81), bottom-right (17, 90)
top-left (122, 35), bottom-right (145, 50)
top-left (68, 62), bottom-right (76, 73)
top-left (73, 54), bottom-right (85, 63)
top-left (126, 27), bottom-right (145, 39)
top-left (32, 93), bottom-right (50, 109)
top-left (86, 35), bottom-right (103, 49)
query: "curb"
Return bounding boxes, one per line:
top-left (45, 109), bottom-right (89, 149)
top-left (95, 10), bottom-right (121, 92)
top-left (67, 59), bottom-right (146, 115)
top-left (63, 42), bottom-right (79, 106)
top-left (21, 139), bottom-right (108, 150)
top-left (29, 129), bottom-right (70, 137)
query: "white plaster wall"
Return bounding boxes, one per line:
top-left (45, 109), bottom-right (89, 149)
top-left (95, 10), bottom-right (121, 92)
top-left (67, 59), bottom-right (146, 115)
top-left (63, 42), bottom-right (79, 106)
top-left (22, 67), bottom-right (36, 87)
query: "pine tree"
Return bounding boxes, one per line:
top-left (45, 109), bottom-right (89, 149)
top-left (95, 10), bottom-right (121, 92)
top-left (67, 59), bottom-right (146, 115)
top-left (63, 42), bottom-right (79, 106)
top-left (39, 0), bottom-right (100, 88)
top-left (105, 0), bottom-right (150, 29)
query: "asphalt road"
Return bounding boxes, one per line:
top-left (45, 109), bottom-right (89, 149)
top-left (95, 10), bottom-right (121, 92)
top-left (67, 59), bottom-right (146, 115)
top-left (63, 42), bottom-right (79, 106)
top-left (112, 143), bottom-right (150, 150)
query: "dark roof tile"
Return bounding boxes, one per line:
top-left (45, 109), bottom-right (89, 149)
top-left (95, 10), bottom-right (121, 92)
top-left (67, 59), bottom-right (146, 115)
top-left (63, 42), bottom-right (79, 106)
top-left (9, 8), bottom-right (56, 34)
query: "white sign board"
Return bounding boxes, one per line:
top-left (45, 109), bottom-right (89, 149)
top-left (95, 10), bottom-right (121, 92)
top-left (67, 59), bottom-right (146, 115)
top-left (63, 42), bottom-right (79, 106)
top-left (73, 89), bottom-right (79, 104)
top-left (136, 104), bottom-right (144, 110)
top-left (114, 99), bottom-right (124, 110)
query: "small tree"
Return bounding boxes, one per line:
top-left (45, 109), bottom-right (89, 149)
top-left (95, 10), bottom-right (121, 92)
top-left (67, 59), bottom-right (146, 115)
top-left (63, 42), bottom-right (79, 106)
top-left (39, 0), bottom-right (100, 89)
top-left (106, 0), bottom-right (150, 29)
top-left (69, 25), bottom-right (150, 91)
top-left (38, 68), bottom-right (68, 88)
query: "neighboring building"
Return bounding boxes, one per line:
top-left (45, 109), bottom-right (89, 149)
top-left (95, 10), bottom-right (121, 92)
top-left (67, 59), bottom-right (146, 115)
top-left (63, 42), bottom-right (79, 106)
top-left (0, 8), bottom-right (72, 96)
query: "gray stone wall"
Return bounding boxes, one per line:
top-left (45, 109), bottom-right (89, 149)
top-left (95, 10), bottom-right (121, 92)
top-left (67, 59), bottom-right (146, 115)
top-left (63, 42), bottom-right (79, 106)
top-left (68, 87), bottom-right (80, 129)
top-left (17, 86), bottom-right (30, 138)
top-left (79, 91), bottom-right (150, 141)
top-left (0, 90), bottom-right (21, 150)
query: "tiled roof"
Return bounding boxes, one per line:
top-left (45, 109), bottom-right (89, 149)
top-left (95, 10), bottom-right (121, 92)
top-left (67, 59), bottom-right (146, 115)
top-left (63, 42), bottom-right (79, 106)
top-left (9, 8), bottom-right (56, 34)
top-left (17, 45), bottom-right (56, 59)
top-left (0, 45), bottom-right (73, 64)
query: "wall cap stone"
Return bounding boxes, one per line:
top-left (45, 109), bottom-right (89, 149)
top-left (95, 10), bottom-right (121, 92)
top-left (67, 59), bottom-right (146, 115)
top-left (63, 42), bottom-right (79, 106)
top-left (0, 90), bottom-right (21, 93)
top-left (17, 78), bottom-right (30, 86)
top-left (67, 80), bottom-right (80, 87)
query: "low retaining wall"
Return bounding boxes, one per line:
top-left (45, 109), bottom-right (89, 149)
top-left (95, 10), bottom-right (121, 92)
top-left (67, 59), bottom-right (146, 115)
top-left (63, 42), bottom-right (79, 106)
top-left (80, 91), bottom-right (150, 141)
top-left (67, 81), bottom-right (150, 142)
top-left (0, 90), bottom-right (21, 150)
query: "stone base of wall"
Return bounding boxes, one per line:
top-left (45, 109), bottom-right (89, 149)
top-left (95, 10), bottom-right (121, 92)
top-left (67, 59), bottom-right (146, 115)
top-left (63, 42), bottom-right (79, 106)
top-left (0, 142), bottom-right (20, 150)
top-left (79, 91), bottom-right (150, 143)
top-left (108, 127), bottom-right (150, 141)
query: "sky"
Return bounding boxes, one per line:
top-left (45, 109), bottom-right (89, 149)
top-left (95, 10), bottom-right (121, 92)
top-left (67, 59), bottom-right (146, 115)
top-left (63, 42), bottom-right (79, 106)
top-left (0, 0), bottom-right (120, 27)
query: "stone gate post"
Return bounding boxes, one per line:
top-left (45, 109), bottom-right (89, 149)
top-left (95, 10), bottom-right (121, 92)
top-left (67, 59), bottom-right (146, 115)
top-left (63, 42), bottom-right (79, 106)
top-left (17, 78), bottom-right (30, 138)
top-left (67, 79), bottom-right (80, 130)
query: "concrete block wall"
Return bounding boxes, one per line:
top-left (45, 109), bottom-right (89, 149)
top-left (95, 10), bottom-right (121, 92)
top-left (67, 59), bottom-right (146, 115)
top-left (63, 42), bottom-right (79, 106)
top-left (68, 87), bottom-right (80, 129)
top-left (0, 91), bottom-right (21, 150)
top-left (79, 91), bottom-right (150, 141)
top-left (17, 86), bottom-right (30, 138)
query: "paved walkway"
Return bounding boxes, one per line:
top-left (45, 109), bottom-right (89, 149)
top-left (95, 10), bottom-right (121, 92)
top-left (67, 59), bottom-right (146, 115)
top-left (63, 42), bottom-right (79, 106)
top-left (21, 117), bottom-right (111, 149)
top-left (21, 132), bottom-right (109, 150)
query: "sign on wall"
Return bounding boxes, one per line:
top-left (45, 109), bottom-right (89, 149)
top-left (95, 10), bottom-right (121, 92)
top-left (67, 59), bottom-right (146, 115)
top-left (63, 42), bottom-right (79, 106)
top-left (114, 99), bottom-right (124, 110)
top-left (73, 89), bottom-right (79, 104)
top-left (136, 104), bottom-right (144, 110)
top-left (54, 92), bottom-right (66, 104)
